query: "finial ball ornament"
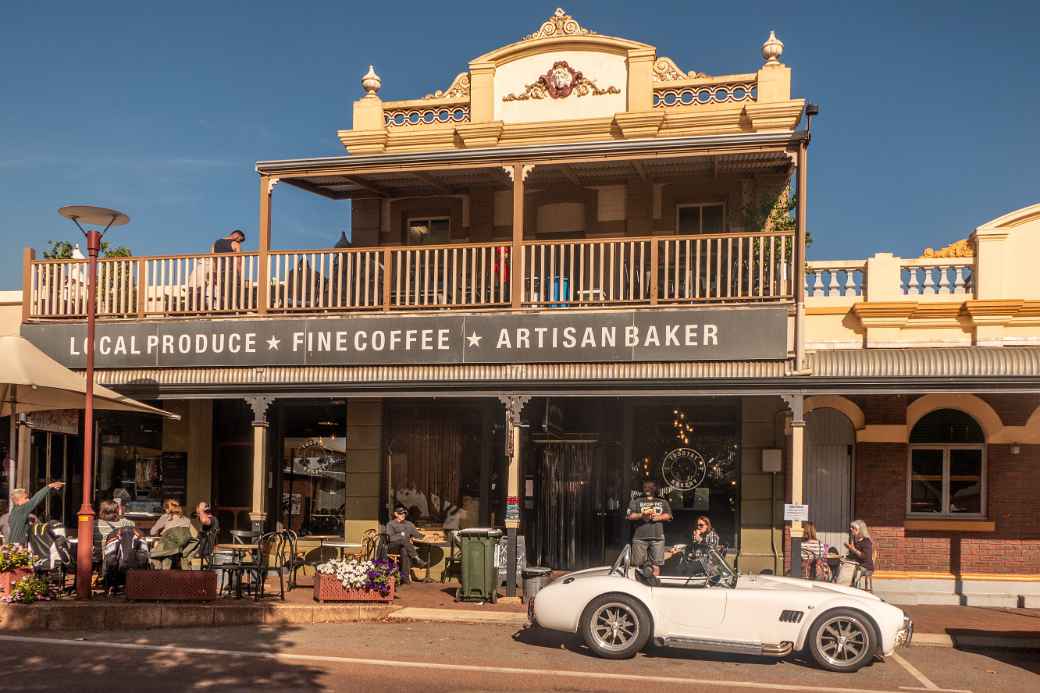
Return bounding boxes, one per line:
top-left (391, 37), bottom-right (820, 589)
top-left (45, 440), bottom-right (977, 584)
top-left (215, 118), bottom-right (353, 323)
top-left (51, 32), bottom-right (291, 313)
top-left (761, 30), bottom-right (784, 65)
top-left (362, 65), bottom-right (382, 96)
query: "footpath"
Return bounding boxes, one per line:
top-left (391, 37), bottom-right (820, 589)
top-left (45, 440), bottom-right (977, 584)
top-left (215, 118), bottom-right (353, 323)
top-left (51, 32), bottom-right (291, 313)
top-left (2, 581), bottom-right (1038, 650)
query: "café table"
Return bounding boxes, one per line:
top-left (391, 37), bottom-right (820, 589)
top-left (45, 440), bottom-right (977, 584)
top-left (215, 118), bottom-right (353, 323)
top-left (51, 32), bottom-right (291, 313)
top-left (413, 539), bottom-right (450, 584)
top-left (214, 543), bottom-right (260, 598)
top-left (320, 539), bottom-right (364, 560)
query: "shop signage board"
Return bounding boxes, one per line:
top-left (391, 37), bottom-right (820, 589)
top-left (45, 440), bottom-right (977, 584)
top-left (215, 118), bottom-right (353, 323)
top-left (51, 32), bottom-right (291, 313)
top-left (22, 306), bottom-right (787, 369)
top-left (783, 503), bottom-right (809, 522)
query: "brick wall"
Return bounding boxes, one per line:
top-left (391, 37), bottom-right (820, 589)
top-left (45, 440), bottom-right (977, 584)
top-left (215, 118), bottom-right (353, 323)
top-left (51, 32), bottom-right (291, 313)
top-left (854, 442), bottom-right (1040, 574)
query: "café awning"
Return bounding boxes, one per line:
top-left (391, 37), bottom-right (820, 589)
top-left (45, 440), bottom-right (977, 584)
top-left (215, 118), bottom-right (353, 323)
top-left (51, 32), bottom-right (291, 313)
top-left (0, 335), bottom-right (178, 419)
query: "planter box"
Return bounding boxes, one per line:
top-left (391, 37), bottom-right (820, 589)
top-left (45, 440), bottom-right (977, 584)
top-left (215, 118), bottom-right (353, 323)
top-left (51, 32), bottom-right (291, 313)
top-left (126, 569), bottom-right (218, 601)
top-left (0, 569), bottom-right (34, 598)
top-left (313, 574), bottom-right (395, 603)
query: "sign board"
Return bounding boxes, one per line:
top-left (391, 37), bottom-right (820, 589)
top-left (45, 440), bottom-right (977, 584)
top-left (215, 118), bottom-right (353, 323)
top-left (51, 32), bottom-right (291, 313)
top-left (21, 306), bottom-right (788, 369)
top-left (783, 503), bottom-right (809, 522)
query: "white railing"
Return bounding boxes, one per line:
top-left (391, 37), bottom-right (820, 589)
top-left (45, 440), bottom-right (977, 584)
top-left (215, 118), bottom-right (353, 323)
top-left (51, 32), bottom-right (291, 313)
top-left (523, 238), bottom-right (651, 307)
top-left (900, 257), bottom-right (974, 296)
top-left (144, 254), bottom-right (260, 315)
top-left (390, 243), bottom-right (510, 309)
top-left (806, 260), bottom-right (866, 298)
top-left (268, 249), bottom-right (382, 312)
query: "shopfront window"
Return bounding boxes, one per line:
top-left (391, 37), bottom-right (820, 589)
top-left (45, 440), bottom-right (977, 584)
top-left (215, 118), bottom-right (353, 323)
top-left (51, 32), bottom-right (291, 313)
top-left (95, 411), bottom-right (170, 519)
top-left (908, 409), bottom-right (985, 517)
top-left (631, 401), bottom-right (740, 550)
top-left (386, 402), bottom-right (483, 532)
top-left (279, 402), bottom-right (347, 537)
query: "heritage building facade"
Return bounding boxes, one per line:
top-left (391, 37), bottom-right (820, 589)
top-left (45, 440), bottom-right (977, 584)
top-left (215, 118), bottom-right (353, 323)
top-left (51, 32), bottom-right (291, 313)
top-left (10, 9), bottom-right (1039, 605)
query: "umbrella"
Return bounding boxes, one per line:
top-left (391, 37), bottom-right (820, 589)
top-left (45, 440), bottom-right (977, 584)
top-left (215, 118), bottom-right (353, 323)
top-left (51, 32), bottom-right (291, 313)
top-left (0, 334), bottom-right (178, 496)
top-left (0, 335), bottom-right (177, 418)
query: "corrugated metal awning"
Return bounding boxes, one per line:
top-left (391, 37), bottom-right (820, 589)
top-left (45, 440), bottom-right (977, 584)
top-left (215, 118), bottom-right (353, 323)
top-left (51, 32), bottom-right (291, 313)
top-left (808, 347), bottom-right (1040, 379)
top-left (90, 347), bottom-right (1040, 397)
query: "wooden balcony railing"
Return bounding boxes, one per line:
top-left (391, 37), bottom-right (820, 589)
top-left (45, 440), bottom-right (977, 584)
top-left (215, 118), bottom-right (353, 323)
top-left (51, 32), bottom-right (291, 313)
top-left (24, 231), bottom-right (795, 321)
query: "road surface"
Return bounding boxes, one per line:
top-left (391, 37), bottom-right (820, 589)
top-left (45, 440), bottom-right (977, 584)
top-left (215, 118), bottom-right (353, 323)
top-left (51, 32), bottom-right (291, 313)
top-left (0, 621), bottom-right (1035, 692)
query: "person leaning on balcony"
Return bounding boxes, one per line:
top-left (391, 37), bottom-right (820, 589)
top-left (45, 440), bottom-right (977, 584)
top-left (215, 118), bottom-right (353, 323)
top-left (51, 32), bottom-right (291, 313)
top-left (5, 482), bottom-right (64, 546)
top-left (212, 229), bottom-right (245, 254)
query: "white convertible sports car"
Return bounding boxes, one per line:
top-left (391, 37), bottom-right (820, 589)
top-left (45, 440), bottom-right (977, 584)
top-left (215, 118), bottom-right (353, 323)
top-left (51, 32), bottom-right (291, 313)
top-left (529, 545), bottom-right (912, 673)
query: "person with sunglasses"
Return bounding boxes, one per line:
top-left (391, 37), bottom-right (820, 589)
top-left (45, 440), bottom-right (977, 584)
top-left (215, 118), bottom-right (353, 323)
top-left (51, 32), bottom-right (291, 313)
top-left (691, 515), bottom-right (721, 553)
top-left (386, 505), bottom-right (426, 583)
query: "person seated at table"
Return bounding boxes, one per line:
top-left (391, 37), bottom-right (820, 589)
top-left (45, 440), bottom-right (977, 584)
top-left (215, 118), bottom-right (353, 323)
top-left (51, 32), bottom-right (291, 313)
top-left (189, 502), bottom-right (220, 566)
top-left (386, 505), bottom-right (426, 584)
top-left (150, 499), bottom-right (192, 536)
top-left (95, 500), bottom-right (135, 549)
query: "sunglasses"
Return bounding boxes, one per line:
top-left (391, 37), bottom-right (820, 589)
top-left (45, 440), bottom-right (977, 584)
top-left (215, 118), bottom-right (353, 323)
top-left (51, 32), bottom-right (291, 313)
top-left (696, 523), bottom-right (707, 528)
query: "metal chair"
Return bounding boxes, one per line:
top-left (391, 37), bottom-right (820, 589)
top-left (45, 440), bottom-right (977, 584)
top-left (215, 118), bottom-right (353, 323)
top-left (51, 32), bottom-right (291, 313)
top-left (251, 531), bottom-right (287, 601)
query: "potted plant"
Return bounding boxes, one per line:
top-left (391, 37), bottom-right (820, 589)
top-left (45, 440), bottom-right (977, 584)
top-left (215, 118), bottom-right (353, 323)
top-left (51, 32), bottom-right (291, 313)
top-left (2, 574), bottom-right (53, 604)
top-left (313, 557), bottom-right (397, 603)
top-left (0, 545), bottom-right (34, 598)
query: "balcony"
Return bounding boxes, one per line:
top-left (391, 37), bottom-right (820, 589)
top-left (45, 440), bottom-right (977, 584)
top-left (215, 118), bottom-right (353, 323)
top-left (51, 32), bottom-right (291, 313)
top-left (23, 230), bottom-right (795, 321)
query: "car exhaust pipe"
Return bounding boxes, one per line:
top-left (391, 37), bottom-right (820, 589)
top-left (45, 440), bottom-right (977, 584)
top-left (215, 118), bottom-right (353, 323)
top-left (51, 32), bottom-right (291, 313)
top-left (761, 641), bottom-right (794, 657)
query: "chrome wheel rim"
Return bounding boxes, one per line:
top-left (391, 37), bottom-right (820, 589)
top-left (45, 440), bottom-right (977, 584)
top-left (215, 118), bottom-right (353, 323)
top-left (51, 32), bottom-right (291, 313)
top-left (816, 615), bottom-right (870, 668)
top-left (590, 602), bottom-right (640, 652)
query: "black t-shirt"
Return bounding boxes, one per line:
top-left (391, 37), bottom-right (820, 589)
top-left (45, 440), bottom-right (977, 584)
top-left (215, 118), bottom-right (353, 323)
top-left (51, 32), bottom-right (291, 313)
top-left (627, 495), bottom-right (671, 541)
top-left (213, 238), bottom-right (236, 253)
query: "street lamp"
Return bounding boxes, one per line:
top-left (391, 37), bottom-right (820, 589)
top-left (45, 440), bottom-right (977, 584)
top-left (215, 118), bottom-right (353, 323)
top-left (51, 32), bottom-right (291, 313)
top-left (58, 205), bottom-right (129, 600)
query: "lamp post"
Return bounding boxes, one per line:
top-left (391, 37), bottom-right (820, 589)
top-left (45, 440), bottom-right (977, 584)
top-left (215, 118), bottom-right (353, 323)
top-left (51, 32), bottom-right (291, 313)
top-left (58, 205), bottom-right (129, 600)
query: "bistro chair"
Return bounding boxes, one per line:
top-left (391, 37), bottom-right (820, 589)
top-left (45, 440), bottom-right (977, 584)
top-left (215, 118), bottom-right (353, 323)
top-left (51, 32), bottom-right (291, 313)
top-left (440, 530), bottom-right (461, 584)
top-left (284, 530), bottom-right (321, 590)
top-left (217, 529), bottom-right (262, 597)
top-left (252, 531), bottom-right (288, 601)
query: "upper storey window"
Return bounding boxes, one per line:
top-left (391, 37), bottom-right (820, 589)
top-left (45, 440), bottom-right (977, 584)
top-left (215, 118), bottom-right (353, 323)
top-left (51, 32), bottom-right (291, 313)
top-left (407, 217), bottom-right (451, 245)
top-left (677, 203), bottom-right (725, 234)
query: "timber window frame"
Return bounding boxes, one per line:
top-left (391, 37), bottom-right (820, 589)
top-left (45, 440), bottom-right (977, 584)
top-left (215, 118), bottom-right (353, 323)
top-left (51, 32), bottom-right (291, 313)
top-left (675, 202), bottom-right (726, 234)
top-left (905, 445), bottom-right (986, 518)
top-left (406, 216), bottom-right (452, 245)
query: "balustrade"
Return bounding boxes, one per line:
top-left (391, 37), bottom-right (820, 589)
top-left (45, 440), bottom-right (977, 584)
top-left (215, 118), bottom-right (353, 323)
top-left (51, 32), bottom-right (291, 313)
top-left (25, 231), bottom-right (797, 321)
top-left (805, 261), bottom-right (866, 298)
top-left (900, 258), bottom-right (973, 296)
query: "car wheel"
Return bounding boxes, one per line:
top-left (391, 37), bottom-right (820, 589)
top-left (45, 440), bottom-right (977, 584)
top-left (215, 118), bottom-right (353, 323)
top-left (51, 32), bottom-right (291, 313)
top-left (808, 608), bottom-right (876, 673)
top-left (580, 594), bottom-right (652, 660)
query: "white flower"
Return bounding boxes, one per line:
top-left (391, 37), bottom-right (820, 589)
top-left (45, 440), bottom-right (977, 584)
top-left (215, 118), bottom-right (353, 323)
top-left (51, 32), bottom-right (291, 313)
top-left (317, 558), bottom-right (377, 589)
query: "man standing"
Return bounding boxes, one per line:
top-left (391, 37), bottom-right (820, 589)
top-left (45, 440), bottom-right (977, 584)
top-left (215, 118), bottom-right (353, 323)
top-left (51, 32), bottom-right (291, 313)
top-left (627, 480), bottom-right (672, 576)
top-left (6, 482), bottom-right (64, 545)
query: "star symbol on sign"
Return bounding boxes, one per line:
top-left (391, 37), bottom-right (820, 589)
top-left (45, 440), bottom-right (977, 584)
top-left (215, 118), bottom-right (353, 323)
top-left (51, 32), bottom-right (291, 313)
top-left (466, 331), bottom-right (483, 348)
top-left (266, 335), bottom-right (280, 351)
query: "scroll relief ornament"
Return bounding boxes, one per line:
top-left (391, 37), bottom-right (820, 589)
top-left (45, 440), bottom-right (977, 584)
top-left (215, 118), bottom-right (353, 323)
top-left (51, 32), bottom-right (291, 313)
top-left (502, 60), bottom-right (620, 102)
top-left (652, 57), bottom-right (706, 82)
top-left (521, 8), bottom-right (594, 41)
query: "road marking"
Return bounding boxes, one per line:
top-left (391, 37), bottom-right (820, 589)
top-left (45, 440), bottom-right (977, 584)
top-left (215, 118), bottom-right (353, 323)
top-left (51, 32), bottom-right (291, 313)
top-left (0, 634), bottom-right (971, 693)
top-left (892, 653), bottom-right (940, 691)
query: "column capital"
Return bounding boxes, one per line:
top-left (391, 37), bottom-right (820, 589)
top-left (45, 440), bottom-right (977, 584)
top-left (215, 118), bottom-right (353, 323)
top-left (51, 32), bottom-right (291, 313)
top-left (498, 394), bottom-right (531, 426)
top-left (780, 394), bottom-right (805, 423)
top-left (503, 164), bottom-right (534, 182)
top-left (245, 395), bottom-right (275, 425)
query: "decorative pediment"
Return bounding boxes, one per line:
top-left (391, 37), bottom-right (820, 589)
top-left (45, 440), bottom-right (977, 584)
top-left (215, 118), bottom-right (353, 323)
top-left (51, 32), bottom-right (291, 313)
top-left (502, 60), bottom-right (620, 102)
top-left (424, 72), bottom-right (470, 100)
top-left (652, 57), bottom-right (706, 82)
top-left (921, 238), bottom-right (974, 258)
top-left (521, 8), bottom-right (594, 41)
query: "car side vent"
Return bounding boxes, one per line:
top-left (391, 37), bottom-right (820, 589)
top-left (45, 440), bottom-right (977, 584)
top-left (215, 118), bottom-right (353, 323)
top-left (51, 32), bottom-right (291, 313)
top-left (779, 610), bottom-right (804, 623)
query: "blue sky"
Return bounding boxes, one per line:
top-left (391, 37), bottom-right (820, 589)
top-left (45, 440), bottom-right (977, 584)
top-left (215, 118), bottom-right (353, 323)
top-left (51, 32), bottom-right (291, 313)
top-left (1, 1), bottom-right (1037, 289)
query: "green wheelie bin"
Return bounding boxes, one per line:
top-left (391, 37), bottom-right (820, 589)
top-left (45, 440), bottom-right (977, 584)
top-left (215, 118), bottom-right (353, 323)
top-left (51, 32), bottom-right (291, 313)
top-left (455, 527), bottom-right (503, 603)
